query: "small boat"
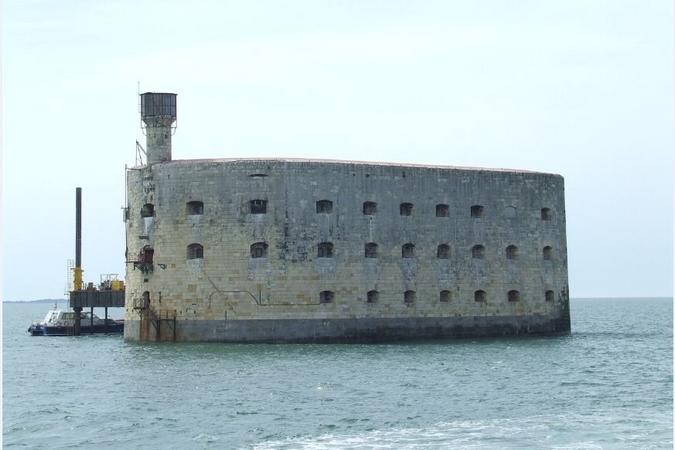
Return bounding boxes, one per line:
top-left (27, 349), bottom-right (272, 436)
top-left (28, 308), bottom-right (123, 336)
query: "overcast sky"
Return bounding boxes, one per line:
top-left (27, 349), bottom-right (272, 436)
top-left (2, 0), bottom-right (672, 301)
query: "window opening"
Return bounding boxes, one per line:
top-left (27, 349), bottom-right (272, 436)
top-left (187, 201), bottom-right (204, 215)
top-left (437, 244), bottom-right (450, 259)
top-left (541, 208), bottom-right (552, 220)
top-left (363, 201), bottom-right (377, 215)
top-left (506, 245), bottom-right (518, 260)
top-left (545, 290), bottom-right (555, 302)
top-left (320, 291), bottom-right (334, 303)
top-left (250, 199), bottom-right (267, 214)
top-left (436, 204), bottom-right (449, 217)
top-left (472, 244), bottom-right (485, 259)
top-left (140, 203), bottom-right (155, 218)
top-left (400, 203), bottom-right (414, 216)
top-left (318, 242), bottom-right (334, 258)
top-left (365, 243), bottom-right (378, 258)
top-left (543, 246), bottom-right (553, 260)
top-left (402, 243), bottom-right (415, 258)
top-left (508, 290), bottom-right (520, 302)
top-left (316, 200), bottom-right (333, 213)
top-left (471, 205), bottom-right (484, 218)
top-left (187, 243), bottom-right (204, 260)
top-left (250, 242), bottom-right (268, 258)
top-left (367, 290), bottom-right (379, 303)
top-left (440, 290), bottom-right (451, 302)
top-left (404, 290), bottom-right (416, 305)
top-left (474, 290), bottom-right (486, 302)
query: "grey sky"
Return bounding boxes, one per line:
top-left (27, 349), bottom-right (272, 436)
top-left (2, 0), bottom-right (672, 300)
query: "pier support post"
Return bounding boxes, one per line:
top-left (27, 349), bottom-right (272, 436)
top-left (90, 306), bottom-right (94, 332)
top-left (73, 306), bottom-right (82, 336)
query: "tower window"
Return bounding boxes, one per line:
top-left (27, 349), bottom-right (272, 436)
top-left (545, 290), bottom-right (555, 302)
top-left (363, 201), bottom-right (377, 215)
top-left (472, 244), bottom-right (485, 259)
top-left (508, 290), bottom-right (520, 302)
top-left (404, 290), bottom-right (416, 305)
top-left (436, 204), bottom-right (449, 217)
top-left (250, 199), bottom-right (267, 214)
top-left (186, 201), bottom-right (204, 215)
top-left (471, 205), bottom-right (484, 218)
top-left (140, 246), bottom-right (154, 264)
top-left (506, 245), bottom-right (518, 260)
top-left (365, 243), bottom-right (378, 258)
top-left (316, 200), bottom-right (333, 213)
top-left (541, 208), bottom-right (552, 221)
top-left (250, 242), bottom-right (268, 258)
top-left (320, 290), bottom-right (334, 303)
top-left (474, 290), bottom-right (486, 302)
top-left (543, 246), bottom-right (553, 260)
top-left (437, 244), bottom-right (450, 259)
top-left (318, 242), bottom-right (334, 258)
top-left (367, 290), bottom-right (379, 303)
top-left (402, 243), bottom-right (415, 258)
top-left (140, 203), bottom-right (155, 218)
top-left (400, 203), bottom-right (414, 216)
top-left (440, 290), bottom-right (451, 302)
top-left (187, 243), bottom-right (203, 260)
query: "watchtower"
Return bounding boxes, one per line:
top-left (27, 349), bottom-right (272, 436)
top-left (140, 92), bottom-right (177, 164)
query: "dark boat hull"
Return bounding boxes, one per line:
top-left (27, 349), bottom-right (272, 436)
top-left (28, 322), bottom-right (124, 336)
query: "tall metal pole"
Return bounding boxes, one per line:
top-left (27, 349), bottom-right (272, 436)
top-left (76, 187), bottom-right (82, 269)
top-left (73, 187), bottom-right (83, 336)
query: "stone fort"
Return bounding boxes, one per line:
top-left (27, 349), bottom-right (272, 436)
top-left (124, 93), bottom-right (570, 342)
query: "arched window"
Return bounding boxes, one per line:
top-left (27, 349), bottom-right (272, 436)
top-left (186, 201), bottom-right (203, 215)
top-left (436, 204), bottom-right (449, 217)
top-left (187, 243), bottom-right (203, 260)
top-left (437, 244), bottom-right (450, 259)
top-left (506, 245), bottom-right (518, 260)
top-left (367, 290), bottom-right (379, 303)
top-left (319, 290), bottom-right (334, 303)
top-left (508, 290), bottom-right (520, 302)
top-left (474, 290), bottom-right (486, 302)
top-left (365, 243), bottom-right (378, 258)
top-left (404, 290), bottom-right (416, 305)
top-left (250, 242), bottom-right (268, 258)
top-left (472, 244), bottom-right (485, 259)
top-left (440, 290), bottom-right (451, 302)
top-left (471, 205), bottom-right (484, 218)
top-left (250, 199), bottom-right (267, 214)
top-left (543, 246), bottom-right (553, 260)
top-left (541, 208), bottom-right (552, 221)
top-left (363, 201), bottom-right (377, 215)
top-left (318, 242), bottom-right (334, 258)
top-left (140, 203), bottom-right (155, 218)
top-left (402, 243), bottom-right (415, 258)
top-left (545, 290), bottom-right (555, 302)
top-left (400, 203), bottom-right (413, 216)
top-left (316, 200), bottom-right (333, 213)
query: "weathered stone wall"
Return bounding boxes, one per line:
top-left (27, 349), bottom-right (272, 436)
top-left (124, 159), bottom-right (569, 342)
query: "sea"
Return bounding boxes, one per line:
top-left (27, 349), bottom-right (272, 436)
top-left (3, 298), bottom-right (673, 449)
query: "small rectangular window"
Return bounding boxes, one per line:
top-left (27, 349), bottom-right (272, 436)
top-left (316, 200), bottom-right (333, 213)
top-left (187, 201), bottom-right (204, 215)
top-left (436, 204), bottom-right (449, 217)
top-left (250, 199), bottom-right (267, 214)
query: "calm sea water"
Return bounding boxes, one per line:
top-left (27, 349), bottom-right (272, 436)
top-left (3, 298), bottom-right (672, 449)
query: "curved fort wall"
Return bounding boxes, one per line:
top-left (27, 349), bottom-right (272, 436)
top-left (124, 158), bottom-right (570, 342)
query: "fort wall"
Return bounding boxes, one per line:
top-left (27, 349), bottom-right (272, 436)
top-left (124, 158), bottom-right (569, 341)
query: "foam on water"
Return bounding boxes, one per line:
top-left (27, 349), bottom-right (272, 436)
top-left (253, 411), bottom-right (672, 450)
